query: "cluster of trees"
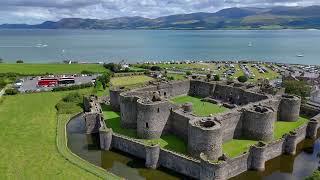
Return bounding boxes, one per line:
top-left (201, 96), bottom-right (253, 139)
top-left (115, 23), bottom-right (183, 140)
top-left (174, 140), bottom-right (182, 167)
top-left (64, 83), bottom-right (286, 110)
top-left (4, 88), bottom-right (19, 95)
top-left (237, 75), bottom-right (248, 83)
top-left (103, 63), bottom-right (123, 73)
top-left (52, 83), bottom-right (94, 92)
top-left (283, 80), bottom-right (311, 100)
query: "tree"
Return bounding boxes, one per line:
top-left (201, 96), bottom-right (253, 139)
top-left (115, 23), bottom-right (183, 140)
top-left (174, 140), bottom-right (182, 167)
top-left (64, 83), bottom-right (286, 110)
top-left (103, 63), bottom-right (122, 73)
top-left (97, 72), bottom-right (111, 89)
top-left (213, 75), bottom-right (220, 81)
top-left (164, 70), bottom-right (168, 77)
top-left (0, 58), bottom-right (3, 63)
top-left (186, 71), bottom-right (192, 76)
top-left (150, 66), bottom-right (162, 71)
top-left (5, 88), bottom-right (19, 95)
top-left (206, 74), bottom-right (212, 80)
top-left (283, 80), bottom-right (311, 101)
top-left (0, 79), bottom-right (7, 89)
top-left (237, 75), bottom-right (248, 83)
top-left (16, 60), bottom-right (24, 63)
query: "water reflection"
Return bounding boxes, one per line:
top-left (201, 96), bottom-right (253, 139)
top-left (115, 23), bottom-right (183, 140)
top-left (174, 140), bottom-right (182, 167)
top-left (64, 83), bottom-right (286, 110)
top-left (232, 134), bottom-right (320, 180)
top-left (67, 115), bottom-right (186, 180)
top-left (67, 115), bottom-right (320, 180)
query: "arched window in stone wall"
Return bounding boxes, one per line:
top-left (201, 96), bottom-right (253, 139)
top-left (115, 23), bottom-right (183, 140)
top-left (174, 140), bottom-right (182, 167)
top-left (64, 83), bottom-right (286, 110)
top-left (146, 123), bottom-right (149, 128)
top-left (157, 108), bottom-right (160, 113)
top-left (164, 92), bottom-right (167, 96)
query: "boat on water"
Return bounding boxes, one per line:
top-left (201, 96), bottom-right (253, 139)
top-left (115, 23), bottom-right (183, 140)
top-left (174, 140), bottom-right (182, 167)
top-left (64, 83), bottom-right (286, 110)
top-left (35, 43), bottom-right (48, 48)
top-left (296, 54), bottom-right (304, 57)
top-left (248, 42), bottom-right (253, 47)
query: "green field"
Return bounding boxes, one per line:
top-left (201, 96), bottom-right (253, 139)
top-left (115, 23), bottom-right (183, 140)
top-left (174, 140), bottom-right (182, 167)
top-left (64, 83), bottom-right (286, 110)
top-left (223, 139), bottom-right (258, 158)
top-left (171, 95), bottom-right (228, 116)
top-left (0, 89), bottom-right (106, 179)
top-left (102, 105), bottom-right (187, 154)
top-left (0, 63), bottom-right (106, 75)
top-left (110, 75), bottom-right (153, 87)
top-left (274, 117), bottom-right (309, 139)
top-left (166, 73), bottom-right (187, 81)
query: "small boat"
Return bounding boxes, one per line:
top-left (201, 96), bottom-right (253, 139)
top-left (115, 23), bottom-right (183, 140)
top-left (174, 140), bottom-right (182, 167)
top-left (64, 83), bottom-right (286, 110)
top-left (296, 54), bottom-right (304, 57)
top-left (248, 42), bottom-right (253, 47)
top-left (35, 43), bottom-right (48, 48)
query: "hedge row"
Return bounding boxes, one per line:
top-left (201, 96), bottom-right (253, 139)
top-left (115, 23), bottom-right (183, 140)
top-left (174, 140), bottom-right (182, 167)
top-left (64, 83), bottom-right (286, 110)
top-left (52, 83), bottom-right (94, 92)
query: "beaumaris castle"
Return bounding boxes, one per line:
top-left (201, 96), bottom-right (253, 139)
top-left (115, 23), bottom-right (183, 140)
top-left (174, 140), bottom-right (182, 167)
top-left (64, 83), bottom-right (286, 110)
top-left (82, 79), bottom-right (320, 179)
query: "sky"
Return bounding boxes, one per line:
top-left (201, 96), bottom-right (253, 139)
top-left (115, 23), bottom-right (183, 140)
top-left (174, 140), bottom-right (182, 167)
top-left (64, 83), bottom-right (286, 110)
top-left (0, 0), bottom-right (319, 24)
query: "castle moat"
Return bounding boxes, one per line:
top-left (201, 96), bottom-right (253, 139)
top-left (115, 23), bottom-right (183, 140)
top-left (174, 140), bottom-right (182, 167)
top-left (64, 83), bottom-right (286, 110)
top-left (67, 116), bottom-right (320, 180)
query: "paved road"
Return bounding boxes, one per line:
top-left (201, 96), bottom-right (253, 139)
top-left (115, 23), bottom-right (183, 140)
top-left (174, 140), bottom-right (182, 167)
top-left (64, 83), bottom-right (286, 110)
top-left (17, 75), bottom-right (99, 92)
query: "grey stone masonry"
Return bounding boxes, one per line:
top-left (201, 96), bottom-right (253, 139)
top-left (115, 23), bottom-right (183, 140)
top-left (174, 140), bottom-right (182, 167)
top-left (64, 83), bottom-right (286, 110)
top-left (279, 94), bottom-right (301, 122)
top-left (188, 118), bottom-right (222, 161)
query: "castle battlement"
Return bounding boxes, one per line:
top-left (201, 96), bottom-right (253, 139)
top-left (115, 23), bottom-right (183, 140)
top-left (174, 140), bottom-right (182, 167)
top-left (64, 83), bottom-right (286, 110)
top-left (81, 79), bottom-right (320, 179)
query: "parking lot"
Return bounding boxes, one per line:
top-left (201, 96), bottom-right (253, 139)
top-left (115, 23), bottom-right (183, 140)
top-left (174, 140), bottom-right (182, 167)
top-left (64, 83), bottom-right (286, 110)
top-left (16, 74), bottom-right (99, 93)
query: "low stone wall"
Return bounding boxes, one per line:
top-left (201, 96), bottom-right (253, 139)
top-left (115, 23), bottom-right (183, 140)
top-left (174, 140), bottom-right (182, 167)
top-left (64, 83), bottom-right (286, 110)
top-left (111, 134), bottom-right (146, 159)
top-left (158, 149), bottom-right (200, 179)
top-left (168, 110), bottom-right (194, 141)
top-left (214, 111), bottom-right (242, 142)
top-left (224, 153), bottom-right (250, 178)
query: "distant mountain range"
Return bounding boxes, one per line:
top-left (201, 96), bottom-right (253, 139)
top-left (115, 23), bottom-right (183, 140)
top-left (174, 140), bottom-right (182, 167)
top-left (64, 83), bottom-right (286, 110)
top-left (2, 6), bottom-right (320, 30)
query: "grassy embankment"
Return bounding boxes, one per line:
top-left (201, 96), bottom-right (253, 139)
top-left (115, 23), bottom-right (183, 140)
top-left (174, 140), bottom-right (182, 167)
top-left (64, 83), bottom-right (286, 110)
top-left (171, 95), bottom-right (228, 116)
top-left (0, 89), bottom-right (117, 179)
top-left (0, 63), bottom-right (106, 75)
top-left (102, 105), bottom-right (187, 154)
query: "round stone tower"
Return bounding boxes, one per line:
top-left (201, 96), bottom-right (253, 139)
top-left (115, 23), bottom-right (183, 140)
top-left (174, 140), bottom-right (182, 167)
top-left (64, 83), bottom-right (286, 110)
top-left (109, 88), bottom-right (125, 111)
top-left (242, 105), bottom-right (276, 141)
top-left (119, 92), bottom-right (139, 129)
top-left (136, 99), bottom-right (172, 139)
top-left (279, 94), bottom-right (301, 122)
top-left (188, 118), bottom-right (222, 161)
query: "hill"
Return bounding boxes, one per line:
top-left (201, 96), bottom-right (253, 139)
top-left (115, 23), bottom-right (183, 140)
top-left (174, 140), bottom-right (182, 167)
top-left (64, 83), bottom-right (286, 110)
top-left (1, 6), bottom-right (320, 30)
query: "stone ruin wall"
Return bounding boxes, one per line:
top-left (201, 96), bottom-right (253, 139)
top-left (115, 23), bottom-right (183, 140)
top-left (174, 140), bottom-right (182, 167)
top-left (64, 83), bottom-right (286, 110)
top-left (94, 79), bottom-right (320, 180)
top-left (83, 95), bottom-right (103, 134)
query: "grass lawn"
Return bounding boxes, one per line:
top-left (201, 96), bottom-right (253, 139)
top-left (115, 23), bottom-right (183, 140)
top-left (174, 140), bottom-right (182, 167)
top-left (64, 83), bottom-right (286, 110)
top-left (166, 73), bottom-right (187, 81)
top-left (223, 139), bottom-right (258, 158)
top-left (102, 104), bottom-right (137, 138)
top-left (110, 75), bottom-right (153, 87)
top-left (274, 116), bottom-right (309, 139)
top-left (171, 95), bottom-right (228, 116)
top-left (0, 63), bottom-right (106, 75)
top-left (102, 105), bottom-right (187, 154)
top-left (0, 89), bottom-right (103, 179)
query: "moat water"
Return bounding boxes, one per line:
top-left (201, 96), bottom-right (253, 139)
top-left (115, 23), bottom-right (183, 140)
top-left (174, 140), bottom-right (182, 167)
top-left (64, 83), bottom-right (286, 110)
top-left (67, 116), bottom-right (320, 180)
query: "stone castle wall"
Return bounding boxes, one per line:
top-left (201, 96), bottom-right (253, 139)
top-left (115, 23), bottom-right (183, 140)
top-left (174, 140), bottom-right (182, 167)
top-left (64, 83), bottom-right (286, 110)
top-left (188, 118), bottom-right (223, 160)
top-left (99, 79), bottom-right (320, 179)
top-left (279, 95), bottom-right (301, 122)
top-left (168, 110), bottom-right (195, 141)
top-left (136, 99), bottom-right (174, 139)
top-left (242, 106), bottom-right (276, 141)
